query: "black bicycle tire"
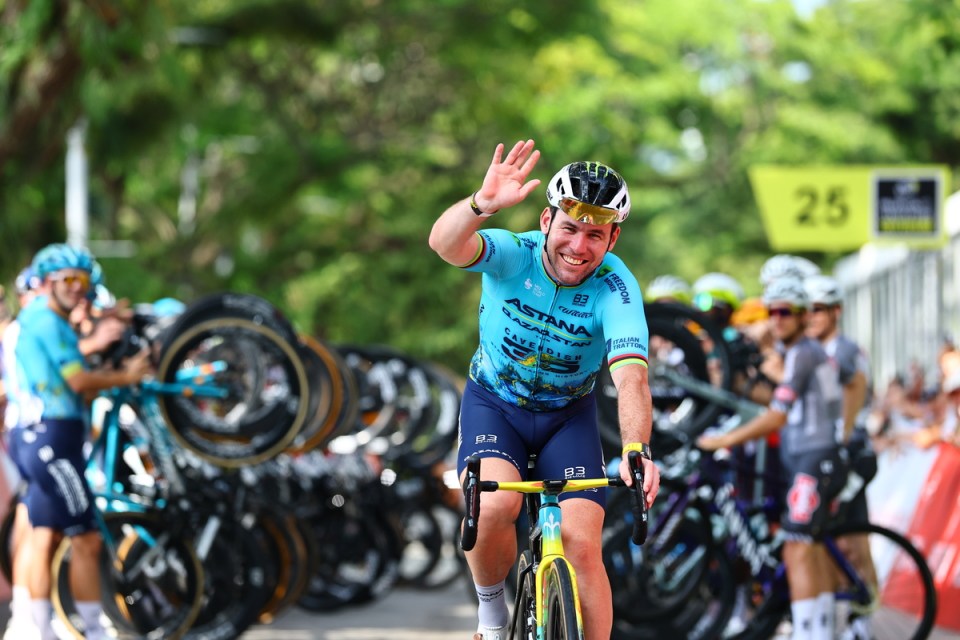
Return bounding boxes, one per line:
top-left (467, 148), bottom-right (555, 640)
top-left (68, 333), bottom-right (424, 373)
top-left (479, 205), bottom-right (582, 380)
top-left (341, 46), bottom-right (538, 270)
top-left (397, 501), bottom-right (444, 587)
top-left (603, 488), bottom-right (715, 624)
top-left (543, 559), bottom-right (583, 640)
top-left (731, 521), bottom-right (937, 640)
top-left (0, 493), bottom-right (19, 584)
top-left (511, 550), bottom-right (536, 640)
top-left (51, 511), bottom-right (204, 640)
top-left (612, 545), bottom-right (737, 640)
top-left (159, 292), bottom-right (300, 350)
top-left (287, 335), bottom-right (346, 453)
top-left (393, 360), bottom-right (464, 472)
top-left (832, 521), bottom-right (936, 640)
top-left (157, 317), bottom-right (310, 467)
top-left (257, 511), bottom-right (311, 623)
top-left (184, 515), bottom-right (277, 640)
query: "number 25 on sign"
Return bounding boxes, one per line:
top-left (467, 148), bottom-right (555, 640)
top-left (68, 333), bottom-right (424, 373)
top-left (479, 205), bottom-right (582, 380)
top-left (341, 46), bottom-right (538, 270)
top-left (748, 167), bottom-right (870, 251)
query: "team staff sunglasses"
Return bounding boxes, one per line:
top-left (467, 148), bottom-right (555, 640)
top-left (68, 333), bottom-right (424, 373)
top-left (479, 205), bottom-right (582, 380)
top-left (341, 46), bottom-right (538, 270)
top-left (50, 272), bottom-right (91, 290)
top-left (767, 306), bottom-right (803, 318)
top-left (558, 198), bottom-right (620, 225)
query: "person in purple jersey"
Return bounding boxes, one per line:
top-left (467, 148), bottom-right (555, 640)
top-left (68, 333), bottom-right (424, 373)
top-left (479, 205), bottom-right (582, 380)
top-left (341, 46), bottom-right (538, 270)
top-left (429, 139), bottom-right (660, 640)
top-left (699, 276), bottom-right (847, 640)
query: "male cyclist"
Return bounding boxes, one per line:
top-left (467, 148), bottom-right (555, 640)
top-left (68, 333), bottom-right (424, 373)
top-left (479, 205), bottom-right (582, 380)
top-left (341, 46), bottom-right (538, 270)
top-left (429, 139), bottom-right (660, 640)
top-left (698, 276), bottom-right (847, 640)
top-left (12, 243), bottom-right (150, 640)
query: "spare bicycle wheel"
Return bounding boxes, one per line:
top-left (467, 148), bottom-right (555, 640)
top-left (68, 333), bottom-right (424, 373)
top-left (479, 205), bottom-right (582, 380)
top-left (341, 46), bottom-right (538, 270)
top-left (157, 317), bottom-right (310, 467)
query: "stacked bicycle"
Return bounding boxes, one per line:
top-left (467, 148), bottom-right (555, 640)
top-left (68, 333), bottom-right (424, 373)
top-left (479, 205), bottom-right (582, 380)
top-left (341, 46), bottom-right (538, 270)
top-left (598, 302), bottom-right (938, 640)
top-left (0, 291), bottom-right (468, 639)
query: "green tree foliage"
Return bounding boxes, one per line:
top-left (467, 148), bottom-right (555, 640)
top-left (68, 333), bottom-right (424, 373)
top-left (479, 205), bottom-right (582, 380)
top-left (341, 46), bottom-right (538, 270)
top-left (1, 0), bottom-right (957, 368)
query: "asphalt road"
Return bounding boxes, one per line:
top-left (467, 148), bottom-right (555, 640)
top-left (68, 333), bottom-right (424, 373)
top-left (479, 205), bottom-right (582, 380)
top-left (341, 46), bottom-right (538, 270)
top-left (239, 585), bottom-right (479, 640)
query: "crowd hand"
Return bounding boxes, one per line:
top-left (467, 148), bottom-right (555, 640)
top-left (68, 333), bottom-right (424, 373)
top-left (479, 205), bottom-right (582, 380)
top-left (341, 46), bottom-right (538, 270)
top-left (96, 297), bottom-right (134, 322)
top-left (86, 315), bottom-right (128, 354)
top-left (473, 139), bottom-right (542, 214)
top-left (758, 349), bottom-right (784, 384)
top-left (122, 347), bottom-right (153, 385)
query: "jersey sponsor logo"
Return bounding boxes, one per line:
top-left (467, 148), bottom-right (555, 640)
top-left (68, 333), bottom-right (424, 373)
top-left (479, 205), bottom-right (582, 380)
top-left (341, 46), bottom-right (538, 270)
top-left (773, 384), bottom-right (797, 405)
top-left (558, 305), bottom-right (594, 318)
top-left (503, 298), bottom-right (592, 337)
top-left (475, 434), bottom-right (497, 444)
top-left (595, 265), bottom-right (614, 279)
top-left (501, 308), bottom-right (590, 347)
top-left (523, 278), bottom-right (545, 297)
top-left (787, 473), bottom-right (820, 523)
top-left (606, 337), bottom-right (646, 352)
top-left (603, 273), bottom-right (632, 304)
top-left (572, 293), bottom-right (589, 307)
top-left (501, 334), bottom-right (581, 374)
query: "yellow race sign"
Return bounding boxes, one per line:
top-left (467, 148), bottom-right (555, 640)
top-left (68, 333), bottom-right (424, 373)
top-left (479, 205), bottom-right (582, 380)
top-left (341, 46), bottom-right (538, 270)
top-left (749, 165), bottom-right (949, 251)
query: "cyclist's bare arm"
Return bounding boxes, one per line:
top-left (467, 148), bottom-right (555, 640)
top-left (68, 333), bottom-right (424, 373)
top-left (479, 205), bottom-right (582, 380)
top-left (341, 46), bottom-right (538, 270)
top-left (842, 370), bottom-right (867, 440)
top-left (66, 348), bottom-right (152, 395)
top-left (611, 363), bottom-right (660, 504)
top-left (697, 407), bottom-right (787, 451)
top-left (428, 139), bottom-right (541, 266)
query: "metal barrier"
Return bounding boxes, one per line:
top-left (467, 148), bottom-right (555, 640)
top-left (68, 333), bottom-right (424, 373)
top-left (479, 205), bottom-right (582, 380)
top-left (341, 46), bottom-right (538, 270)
top-left (835, 191), bottom-right (960, 390)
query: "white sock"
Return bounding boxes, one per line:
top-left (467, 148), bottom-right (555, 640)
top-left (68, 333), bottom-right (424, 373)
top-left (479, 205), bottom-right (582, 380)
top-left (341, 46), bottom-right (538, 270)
top-left (475, 579), bottom-right (508, 630)
top-left (814, 592), bottom-right (834, 640)
top-left (29, 599), bottom-right (56, 640)
top-left (76, 601), bottom-right (106, 639)
top-left (791, 597), bottom-right (817, 640)
top-left (10, 586), bottom-right (30, 622)
top-left (851, 615), bottom-right (872, 638)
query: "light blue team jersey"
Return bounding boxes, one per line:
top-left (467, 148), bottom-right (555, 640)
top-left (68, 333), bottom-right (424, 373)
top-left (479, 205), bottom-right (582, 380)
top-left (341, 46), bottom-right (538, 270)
top-left (462, 229), bottom-right (649, 411)
top-left (13, 298), bottom-right (87, 423)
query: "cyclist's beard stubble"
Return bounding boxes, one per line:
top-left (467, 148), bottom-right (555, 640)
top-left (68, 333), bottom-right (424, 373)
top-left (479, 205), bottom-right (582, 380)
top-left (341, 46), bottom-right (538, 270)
top-left (541, 223), bottom-right (615, 287)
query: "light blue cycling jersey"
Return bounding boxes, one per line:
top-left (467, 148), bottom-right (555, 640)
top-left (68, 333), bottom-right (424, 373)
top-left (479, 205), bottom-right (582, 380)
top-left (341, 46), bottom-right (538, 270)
top-left (461, 229), bottom-right (648, 411)
top-left (13, 297), bottom-right (88, 423)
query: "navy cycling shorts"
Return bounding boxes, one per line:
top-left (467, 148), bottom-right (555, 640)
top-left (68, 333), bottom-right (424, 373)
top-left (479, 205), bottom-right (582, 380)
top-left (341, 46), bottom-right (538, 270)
top-left (456, 379), bottom-right (607, 508)
top-left (18, 419), bottom-right (96, 536)
top-left (779, 448), bottom-right (847, 541)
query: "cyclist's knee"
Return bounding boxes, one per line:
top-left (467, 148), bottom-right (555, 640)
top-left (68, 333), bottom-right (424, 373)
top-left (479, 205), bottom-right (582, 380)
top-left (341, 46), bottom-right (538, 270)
top-left (563, 533), bottom-right (602, 569)
top-left (481, 490), bottom-right (523, 527)
top-left (69, 531), bottom-right (102, 559)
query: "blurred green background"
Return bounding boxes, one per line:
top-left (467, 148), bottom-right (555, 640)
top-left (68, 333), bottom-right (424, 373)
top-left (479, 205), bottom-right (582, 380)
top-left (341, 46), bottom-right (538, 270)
top-left (2, 0), bottom-right (958, 368)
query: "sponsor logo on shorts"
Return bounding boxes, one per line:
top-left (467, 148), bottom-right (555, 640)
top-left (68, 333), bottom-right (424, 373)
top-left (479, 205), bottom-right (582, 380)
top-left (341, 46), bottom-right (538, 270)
top-left (787, 473), bottom-right (820, 523)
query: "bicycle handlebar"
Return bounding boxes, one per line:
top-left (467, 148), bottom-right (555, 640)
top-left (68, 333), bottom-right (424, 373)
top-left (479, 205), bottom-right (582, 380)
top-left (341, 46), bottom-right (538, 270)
top-left (459, 452), bottom-right (648, 552)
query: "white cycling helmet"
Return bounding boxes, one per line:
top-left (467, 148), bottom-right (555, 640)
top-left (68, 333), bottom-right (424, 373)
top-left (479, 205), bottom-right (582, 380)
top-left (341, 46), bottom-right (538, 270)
top-left (759, 254), bottom-right (821, 286)
top-left (692, 272), bottom-right (745, 310)
top-left (645, 275), bottom-right (692, 304)
top-left (804, 274), bottom-right (843, 306)
top-left (546, 161), bottom-right (631, 225)
top-left (763, 276), bottom-right (809, 310)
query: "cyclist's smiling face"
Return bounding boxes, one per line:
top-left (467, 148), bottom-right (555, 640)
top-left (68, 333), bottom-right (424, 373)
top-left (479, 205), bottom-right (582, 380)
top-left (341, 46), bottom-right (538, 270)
top-left (540, 208), bottom-right (620, 286)
top-left (48, 268), bottom-right (91, 315)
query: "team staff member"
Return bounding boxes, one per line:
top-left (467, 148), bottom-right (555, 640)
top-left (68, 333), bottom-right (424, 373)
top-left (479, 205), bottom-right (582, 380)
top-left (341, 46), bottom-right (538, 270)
top-left (13, 244), bottom-right (150, 640)
top-left (698, 276), bottom-right (846, 640)
top-left (429, 139), bottom-right (660, 640)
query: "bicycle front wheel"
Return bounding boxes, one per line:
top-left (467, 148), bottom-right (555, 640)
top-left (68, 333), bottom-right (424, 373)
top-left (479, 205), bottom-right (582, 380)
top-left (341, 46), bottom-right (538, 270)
top-left (829, 521), bottom-right (937, 640)
top-left (732, 521), bottom-right (937, 640)
top-left (542, 560), bottom-right (583, 640)
top-left (51, 512), bottom-right (204, 640)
